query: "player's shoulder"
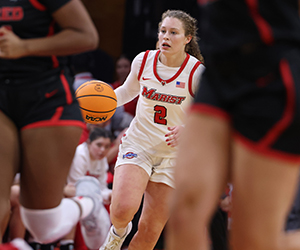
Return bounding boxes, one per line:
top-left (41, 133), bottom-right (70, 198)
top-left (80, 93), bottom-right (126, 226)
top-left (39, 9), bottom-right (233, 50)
top-left (134, 50), bottom-right (157, 61)
top-left (188, 54), bottom-right (201, 65)
top-left (186, 54), bottom-right (205, 73)
top-left (132, 50), bottom-right (157, 70)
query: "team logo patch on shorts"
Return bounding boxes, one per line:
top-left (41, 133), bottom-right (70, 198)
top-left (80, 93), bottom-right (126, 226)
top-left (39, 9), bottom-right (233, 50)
top-left (123, 152), bottom-right (137, 159)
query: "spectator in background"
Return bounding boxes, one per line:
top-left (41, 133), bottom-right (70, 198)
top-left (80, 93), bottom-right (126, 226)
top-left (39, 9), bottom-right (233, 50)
top-left (63, 127), bottom-right (112, 250)
top-left (111, 55), bottom-right (137, 117)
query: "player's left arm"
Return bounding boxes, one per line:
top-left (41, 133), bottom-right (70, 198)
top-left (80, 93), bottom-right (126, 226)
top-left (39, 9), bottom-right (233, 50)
top-left (0, 0), bottom-right (98, 58)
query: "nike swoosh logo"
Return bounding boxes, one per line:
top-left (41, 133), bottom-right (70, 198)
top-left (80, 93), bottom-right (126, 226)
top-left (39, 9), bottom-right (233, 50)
top-left (45, 89), bottom-right (58, 98)
top-left (142, 77), bottom-right (151, 80)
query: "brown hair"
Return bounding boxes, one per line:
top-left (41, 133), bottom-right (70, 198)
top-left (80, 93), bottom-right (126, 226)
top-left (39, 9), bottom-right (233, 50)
top-left (158, 10), bottom-right (204, 64)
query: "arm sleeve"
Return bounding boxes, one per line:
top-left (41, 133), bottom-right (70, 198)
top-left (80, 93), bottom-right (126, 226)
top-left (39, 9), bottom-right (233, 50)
top-left (41, 0), bottom-right (71, 13)
top-left (115, 52), bottom-right (144, 107)
top-left (192, 64), bottom-right (206, 95)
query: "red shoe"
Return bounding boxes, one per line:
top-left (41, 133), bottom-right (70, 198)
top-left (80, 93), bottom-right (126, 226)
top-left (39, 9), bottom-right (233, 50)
top-left (0, 239), bottom-right (32, 250)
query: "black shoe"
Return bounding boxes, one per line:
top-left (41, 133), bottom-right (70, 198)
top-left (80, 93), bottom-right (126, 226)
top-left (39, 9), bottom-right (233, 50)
top-left (40, 243), bottom-right (57, 250)
top-left (29, 242), bottom-right (41, 250)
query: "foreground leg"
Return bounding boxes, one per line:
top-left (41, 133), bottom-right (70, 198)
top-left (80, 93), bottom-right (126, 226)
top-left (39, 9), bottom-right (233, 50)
top-left (0, 112), bottom-right (20, 241)
top-left (166, 113), bottom-right (231, 250)
top-left (19, 126), bottom-right (85, 243)
top-left (20, 126), bottom-right (82, 209)
top-left (231, 141), bottom-right (300, 250)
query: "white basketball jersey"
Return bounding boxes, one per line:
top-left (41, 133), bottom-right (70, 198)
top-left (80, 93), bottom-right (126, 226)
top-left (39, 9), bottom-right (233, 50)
top-left (122, 50), bottom-right (203, 157)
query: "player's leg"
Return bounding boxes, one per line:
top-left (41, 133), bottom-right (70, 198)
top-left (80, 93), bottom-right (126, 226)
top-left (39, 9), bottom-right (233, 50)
top-left (167, 113), bottom-right (231, 250)
top-left (0, 112), bottom-right (20, 241)
top-left (9, 184), bottom-right (26, 240)
top-left (128, 181), bottom-right (172, 250)
top-left (230, 45), bottom-right (300, 250)
top-left (109, 164), bottom-right (149, 229)
top-left (20, 126), bottom-right (81, 208)
top-left (231, 141), bottom-right (300, 250)
top-left (100, 164), bottom-right (149, 250)
top-left (19, 126), bottom-right (85, 243)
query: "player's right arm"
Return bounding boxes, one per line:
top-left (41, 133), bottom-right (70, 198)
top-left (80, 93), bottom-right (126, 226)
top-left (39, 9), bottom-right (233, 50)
top-left (114, 52), bottom-right (144, 107)
top-left (0, 0), bottom-right (98, 59)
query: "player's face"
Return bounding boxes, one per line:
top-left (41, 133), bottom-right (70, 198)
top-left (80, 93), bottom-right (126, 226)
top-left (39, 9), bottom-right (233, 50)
top-left (88, 137), bottom-right (111, 160)
top-left (158, 17), bottom-right (190, 55)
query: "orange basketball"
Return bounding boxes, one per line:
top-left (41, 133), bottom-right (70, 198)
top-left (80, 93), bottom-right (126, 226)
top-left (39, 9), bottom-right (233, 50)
top-left (75, 80), bottom-right (117, 124)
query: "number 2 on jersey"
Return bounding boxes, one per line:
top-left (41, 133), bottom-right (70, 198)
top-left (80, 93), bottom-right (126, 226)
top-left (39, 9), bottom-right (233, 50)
top-left (154, 105), bottom-right (167, 125)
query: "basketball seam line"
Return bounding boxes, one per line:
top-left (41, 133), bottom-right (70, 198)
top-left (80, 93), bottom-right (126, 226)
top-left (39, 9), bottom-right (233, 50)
top-left (76, 95), bottom-right (117, 102)
top-left (79, 107), bottom-right (117, 113)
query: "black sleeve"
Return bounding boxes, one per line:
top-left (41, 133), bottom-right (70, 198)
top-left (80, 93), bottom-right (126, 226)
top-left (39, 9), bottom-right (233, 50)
top-left (40, 0), bottom-right (71, 13)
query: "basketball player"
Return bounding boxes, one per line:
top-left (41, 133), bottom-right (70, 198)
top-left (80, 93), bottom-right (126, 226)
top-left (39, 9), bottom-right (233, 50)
top-left (0, 0), bottom-right (106, 249)
top-left (167, 1), bottom-right (300, 250)
top-left (100, 10), bottom-right (205, 250)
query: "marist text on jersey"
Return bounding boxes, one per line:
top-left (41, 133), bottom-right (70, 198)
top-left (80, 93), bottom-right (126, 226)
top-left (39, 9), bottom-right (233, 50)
top-left (141, 86), bottom-right (186, 105)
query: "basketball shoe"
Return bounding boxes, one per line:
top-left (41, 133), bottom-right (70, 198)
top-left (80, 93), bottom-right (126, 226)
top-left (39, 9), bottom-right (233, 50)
top-left (0, 238), bottom-right (33, 250)
top-left (75, 176), bottom-right (110, 249)
top-left (100, 222), bottom-right (132, 250)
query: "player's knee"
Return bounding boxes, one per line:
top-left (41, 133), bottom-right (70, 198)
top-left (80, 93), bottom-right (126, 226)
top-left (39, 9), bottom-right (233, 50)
top-left (177, 186), bottom-right (213, 213)
top-left (138, 219), bottom-right (162, 242)
top-left (20, 200), bottom-right (78, 244)
top-left (110, 201), bottom-right (136, 223)
top-left (20, 206), bottom-right (60, 243)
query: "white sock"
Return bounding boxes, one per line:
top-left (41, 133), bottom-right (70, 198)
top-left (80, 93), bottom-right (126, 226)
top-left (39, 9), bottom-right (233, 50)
top-left (113, 225), bottom-right (128, 238)
top-left (11, 238), bottom-right (32, 250)
top-left (20, 198), bottom-right (80, 244)
top-left (72, 196), bottom-right (94, 219)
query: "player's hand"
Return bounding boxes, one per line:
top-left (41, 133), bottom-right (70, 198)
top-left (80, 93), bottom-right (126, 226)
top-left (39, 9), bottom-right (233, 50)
top-left (116, 127), bottom-right (128, 145)
top-left (0, 26), bottom-right (28, 59)
top-left (63, 183), bottom-right (76, 198)
top-left (165, 125), bottom-right (183, 147)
